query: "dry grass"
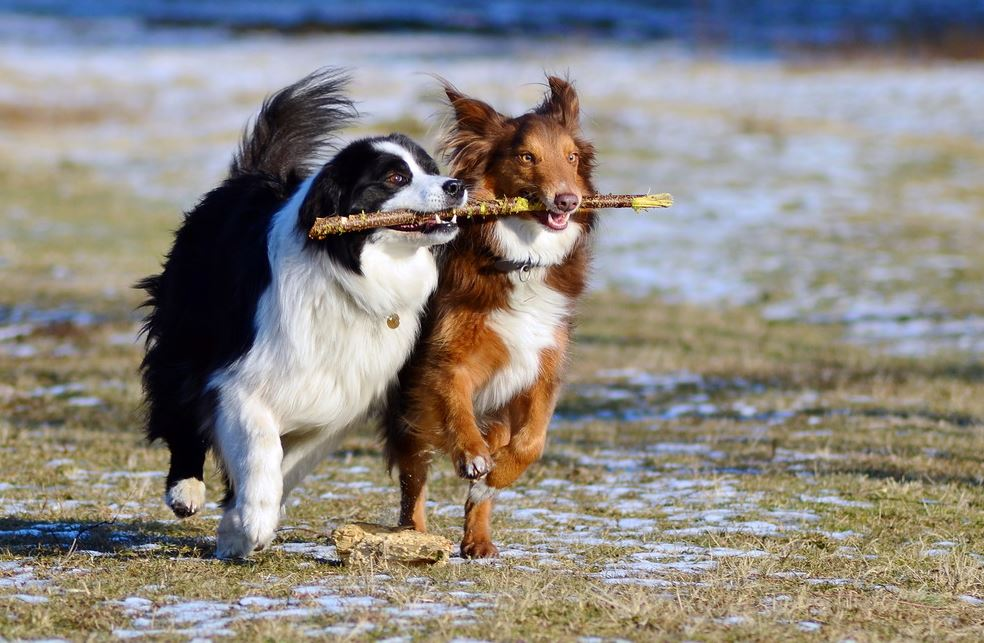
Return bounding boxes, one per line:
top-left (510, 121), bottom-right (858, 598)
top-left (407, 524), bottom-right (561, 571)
top-left (1, 157), bottom-right (983, 641)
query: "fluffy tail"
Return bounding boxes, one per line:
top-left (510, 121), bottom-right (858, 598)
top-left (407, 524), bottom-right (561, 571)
top-left (229, 67), bottom-right (357, 184)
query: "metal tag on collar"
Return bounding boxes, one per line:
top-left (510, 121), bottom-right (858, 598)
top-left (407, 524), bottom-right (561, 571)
top-left (518, 259), bottom-right (533, 283)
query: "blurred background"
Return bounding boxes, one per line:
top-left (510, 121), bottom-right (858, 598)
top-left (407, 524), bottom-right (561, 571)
top-left (1, 0), bottom-right (983, 358)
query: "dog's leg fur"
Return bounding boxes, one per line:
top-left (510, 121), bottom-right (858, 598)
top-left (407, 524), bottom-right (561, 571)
top-left (441, 367), bottom-right (494, 480)
top-left (164, 436), bottom-right (208, 518)
top-left (461, 495), bottom-right (498, 558)
top-left (397, 448), bottom-right (430, 531)
top-left (460, 354), bottom-right (562, 558)
top-left (280, 428), bottom-right (345, 505)
top-left (395, 417), bottom-right (509, 534)
top-left (213, 391), bottom-right (283, 559)
top-left (487, 368), bottom-right (560, 488)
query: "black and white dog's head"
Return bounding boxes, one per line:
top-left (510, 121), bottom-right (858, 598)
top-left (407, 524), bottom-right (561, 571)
top-left (298, 133), bottom-right (465, 254)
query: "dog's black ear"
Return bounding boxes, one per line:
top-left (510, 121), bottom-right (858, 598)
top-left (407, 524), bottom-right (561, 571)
top-left (298, 164), bottom-right (345, 231)
top-left (299, 164), bottom-right (367, 273)
top-left (538, 76), bottom-right (580, 130)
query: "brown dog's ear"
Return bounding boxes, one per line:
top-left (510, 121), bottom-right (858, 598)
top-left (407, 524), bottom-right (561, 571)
top-left (537, 76), bottom-right (580, 129)
top-left (438, 81), bottom-right (507, 178)
top-left (444, 84), bottom-right (505, 137)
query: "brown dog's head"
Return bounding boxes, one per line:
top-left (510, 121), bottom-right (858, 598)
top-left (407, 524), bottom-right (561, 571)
top-left (440, 76), bottom-right (595, 233)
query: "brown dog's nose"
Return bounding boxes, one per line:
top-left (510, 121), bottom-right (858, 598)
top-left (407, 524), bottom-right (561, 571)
top-left (553, 193), bottom-right (579, 212)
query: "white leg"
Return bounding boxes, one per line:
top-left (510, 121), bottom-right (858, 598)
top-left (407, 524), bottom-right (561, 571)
top-left (213, 391), bottom-right (283, 559)
top-left (280, 427), bottom-right (344, 504)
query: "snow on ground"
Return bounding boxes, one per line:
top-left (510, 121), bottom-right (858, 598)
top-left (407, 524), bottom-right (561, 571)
top-left (1, 359), bottom-right (979, 636)
top-left (0, 437), bottom-right (879, 636)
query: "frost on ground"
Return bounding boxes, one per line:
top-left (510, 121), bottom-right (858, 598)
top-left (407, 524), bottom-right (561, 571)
top-left (0, 436), bottom-right (877, 637)
top-left (2, 353), bottom-right (984, 641)
top-left (3, 357), bottom-right (982, 639)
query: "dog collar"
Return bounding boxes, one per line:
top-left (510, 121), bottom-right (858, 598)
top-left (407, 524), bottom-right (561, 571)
top-left (492, 258), bottom-right (543, 283)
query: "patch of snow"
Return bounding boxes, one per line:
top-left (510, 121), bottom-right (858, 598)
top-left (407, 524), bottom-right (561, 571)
top-left (30, 383), bottom-right (86, 398)
top-left (119, 597), bottom-right (154, 611)
top-left (273, 542), bottom-right (337, 561)
top-left (314, 595), bottom-right (377, 612)
top-left (238, 596), bottom-right (282, 608)
top-left (157, 600), bottom-right (232, 624)
top-left (67, 396), bottom-right (103, 407)
top-left (6, 593), bottom-right (49, 603)
top-left (717, 615), bottom-right (751, 626)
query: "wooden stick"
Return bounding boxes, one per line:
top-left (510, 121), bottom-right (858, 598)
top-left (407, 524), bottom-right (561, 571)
top-left (308, 193), bottom-right (673, 239)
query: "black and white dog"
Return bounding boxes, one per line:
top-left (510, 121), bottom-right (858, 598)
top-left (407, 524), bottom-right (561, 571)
top-left (138, 68), bottom-right (465, 559)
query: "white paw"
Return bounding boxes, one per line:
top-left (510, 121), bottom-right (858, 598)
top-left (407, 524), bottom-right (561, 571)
top-left (467, 478), bottom-right (500, 505)
top-left (215, 504), bottom-right (278, 560)
top-left (458, 454), bottom-right (492, 480)
top-left (165, 478), bottom-right (206, 518)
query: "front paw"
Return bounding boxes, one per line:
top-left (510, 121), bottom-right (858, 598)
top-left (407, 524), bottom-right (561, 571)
top-left (461, 538), bottom-right (499, 559)
top-left (165, 478), bottom-right (206, 518)
top-left (453, 449), bottom-right (492, 480)
top-left (215, 505), bottom-right (277, 560)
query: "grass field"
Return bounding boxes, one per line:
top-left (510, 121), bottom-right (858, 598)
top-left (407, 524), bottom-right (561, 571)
top-left (2, 28), bottom-right (984, 642)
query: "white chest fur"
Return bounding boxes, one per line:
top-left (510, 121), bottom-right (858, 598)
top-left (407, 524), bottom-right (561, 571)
top-left (212, 191), bottom-right (438, 435)
top-left (473, 271), bottom-right (571, 416)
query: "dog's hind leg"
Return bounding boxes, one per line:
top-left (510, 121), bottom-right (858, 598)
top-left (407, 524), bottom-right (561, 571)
top-left (279, 427), bottom-right (344, 506)
top-left (213, 391), bottom-right (283, 559)
top-left (164, 438), bottom-right (208, 518)
top-left (397, 446), bottom-right (431, 532)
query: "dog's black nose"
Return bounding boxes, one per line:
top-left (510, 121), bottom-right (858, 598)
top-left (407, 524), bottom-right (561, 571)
top-left (443, 179), bottom-right (464, 196)
top-left (554, 193), bottom-right (579, 212)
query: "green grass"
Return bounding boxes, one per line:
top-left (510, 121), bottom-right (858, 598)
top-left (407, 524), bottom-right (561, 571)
top-left (2, 154), bottom-right (984, 641)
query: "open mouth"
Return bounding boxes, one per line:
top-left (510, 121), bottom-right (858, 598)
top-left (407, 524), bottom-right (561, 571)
top-left (390, 217), bottom-right (456, 234)
top-left (535, 210), bottom-right (573, 231)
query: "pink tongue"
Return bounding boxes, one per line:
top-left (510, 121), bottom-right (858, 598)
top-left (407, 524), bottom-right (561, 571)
top-left (549, 212), bottom-right (569, 229)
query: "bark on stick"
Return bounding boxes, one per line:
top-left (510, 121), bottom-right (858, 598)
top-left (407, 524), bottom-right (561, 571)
top-left (308, 193), bottom-right (673, 239)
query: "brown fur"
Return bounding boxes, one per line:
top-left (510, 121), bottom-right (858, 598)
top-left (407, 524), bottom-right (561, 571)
top-left (384, 76), bottom-right (596, 558)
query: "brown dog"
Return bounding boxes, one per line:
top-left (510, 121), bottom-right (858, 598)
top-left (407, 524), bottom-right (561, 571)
top-left (384, 76), bottom-right (596, 558)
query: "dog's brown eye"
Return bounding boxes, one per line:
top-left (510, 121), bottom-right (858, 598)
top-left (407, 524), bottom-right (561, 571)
top-left (568, 152), bottom-right (578, 163)
top-left (519, 152), bottom-right (534, 163)
top-left (387, 173), bottom-right (407, 185)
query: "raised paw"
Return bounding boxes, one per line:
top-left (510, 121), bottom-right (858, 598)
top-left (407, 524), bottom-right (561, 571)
top-left (460, 538), bottom-right (499, 559)
top-left (454, 450), bottom-right (492, 480)
top-left (165, 478), bottom-right (206, 518)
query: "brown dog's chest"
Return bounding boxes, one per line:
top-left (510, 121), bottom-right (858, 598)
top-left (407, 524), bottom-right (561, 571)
top-left (469, 271), bottom-right (571, 415)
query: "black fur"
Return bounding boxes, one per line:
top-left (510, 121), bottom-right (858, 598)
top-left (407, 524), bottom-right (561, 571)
top-left (230, 67), bottom-right (354, 184)
top-left (137, 173), bottom-right (283, 493)
top-left (138, 69), bottom-right (452, 513)
top-left (299, 133), bottom-right (441, 273)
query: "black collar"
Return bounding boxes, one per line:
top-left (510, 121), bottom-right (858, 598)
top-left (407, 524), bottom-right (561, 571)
top-left (492, 258), bottom-right (545, 282)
